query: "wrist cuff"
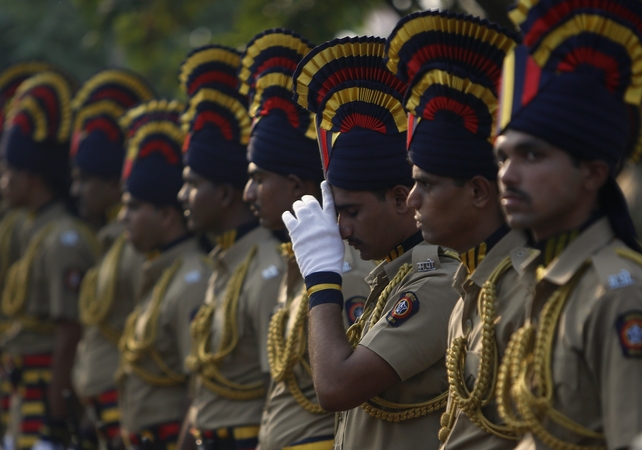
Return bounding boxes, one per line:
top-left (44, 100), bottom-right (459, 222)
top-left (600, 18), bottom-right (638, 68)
top-left (305, 272), bottom-right (343, 310)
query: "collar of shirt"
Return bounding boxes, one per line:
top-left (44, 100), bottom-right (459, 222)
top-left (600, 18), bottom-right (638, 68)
top-left (215, 225), bottom-right (270, 275)
top-left (521, 217), bottom-right (614, 287)
top-left (453, 229), bottom-right (530, 295)
top-left (384, 231), bottom-right (424, 263)
top-left (214, 220), bottom-right (260, 252)
top-left (459, 224), bottom-right (511, 274)
top-left (139, 236), bottom-right (200, 299)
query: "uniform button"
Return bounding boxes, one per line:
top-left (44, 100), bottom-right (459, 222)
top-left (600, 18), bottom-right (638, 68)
top-left (517, 250), bottom-right (525, 257)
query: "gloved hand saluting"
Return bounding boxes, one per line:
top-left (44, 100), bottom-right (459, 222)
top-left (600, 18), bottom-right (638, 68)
top-left (282, 181), bottom-right (344, 277)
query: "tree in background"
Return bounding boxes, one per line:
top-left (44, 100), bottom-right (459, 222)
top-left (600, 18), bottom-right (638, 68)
top-left (1, 0), bottom-right (512, 96)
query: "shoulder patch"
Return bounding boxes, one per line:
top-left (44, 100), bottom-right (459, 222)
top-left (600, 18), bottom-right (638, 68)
top-left (344, 295), bottom-right (365, 325)
top-left (386, 291), bottom-right (419, 327)
top-left (184, 269), bottom-right (202, 284)
top-left (59, 230), bottom-right (79, 246)
top-left (261, 264), bottom-right (280, 280)
top-left (607, 270), bottom-right (635, 290)
top-left (417, 258), bottom-right (436, 272)
top-left (615, 310), bottom-right (642, 358)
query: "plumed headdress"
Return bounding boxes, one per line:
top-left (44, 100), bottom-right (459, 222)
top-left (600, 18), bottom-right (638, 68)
top-left (0, 61), bottom-right (55, 137)
top-left (294, 35), bottom-right (411, 190)
top-left (3, 70), bottom-right (78, 195)
top-left (386, 9), bottom-right (519, 179)
top-left (71, 69), bottom-right (155, 179)
top-left (179, 45), bottom-right (251, 189)
top-left (239, 29), bottom-right (323, 182)
top-left (120, 99), bottom-right (185, 207)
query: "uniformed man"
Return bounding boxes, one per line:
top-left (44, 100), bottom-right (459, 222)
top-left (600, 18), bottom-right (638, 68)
top-left (0, 71), bottom-right (99, 450)
top-left (492, 1), bottom-right (642, 448)
top-left (240, 29), bottom-right (374, 450)
top-left (116, 99), bottom-right (211, 450)
top-left (0, 61), bottom-right (57, 448)
top-left (70, 69), bottom-right (154, 449)
top-left (286, 36), bottom-right (460, 450)
top-left (176, 45), bottom-right (284, 450)
top-left (383, 10), bottom-right (527, 449)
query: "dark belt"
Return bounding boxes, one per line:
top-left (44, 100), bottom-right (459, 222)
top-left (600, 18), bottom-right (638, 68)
top-left (191, 425), bottom-right (259, 450)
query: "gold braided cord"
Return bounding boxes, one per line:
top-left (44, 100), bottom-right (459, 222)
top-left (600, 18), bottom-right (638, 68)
top-left (440, 256), bottom-right (518, 442)
top-left (347, 262), bottom-right (448, 422)
top-left (1, 223), bottom-right (56, 317)
top-left (0, 210), bottom-right (23, 292)
top-left (186, 246), bottom-right (265, 400)
top-left (615, 247), bottom-right (642, 266)
top-left (118, 259), bottom-right (186, 387)
top-left (496, 263), bottom-right (606, 450)
top-left (79, 234), bottom-right (126, 343)
top-left (266, 283), bottom-right (325, 414)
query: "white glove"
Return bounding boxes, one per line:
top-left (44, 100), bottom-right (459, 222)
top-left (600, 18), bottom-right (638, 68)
top-left (282, 181), bottom-right (345, 277)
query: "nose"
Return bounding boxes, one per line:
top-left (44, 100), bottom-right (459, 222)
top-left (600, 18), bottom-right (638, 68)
top-left (406, 182), bottom-right (420, 210)
top-left (177, 183), bottom-right (189, 205)
top-left (337, 214), bottom-right (352, 240)
top-left (70, 179), bottom-right (81, 198)
top-left (498, 158), bottom-right (517, 190)
top-left (118, 206), bottom-right (129, 224)
top-left (243, 179), bottom-right (256, 203)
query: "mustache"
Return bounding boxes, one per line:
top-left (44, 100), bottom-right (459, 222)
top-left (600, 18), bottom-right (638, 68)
top-left (503, 186), bottom-right (532, 204)
top-left (347, 238), bottom-right (363, 247)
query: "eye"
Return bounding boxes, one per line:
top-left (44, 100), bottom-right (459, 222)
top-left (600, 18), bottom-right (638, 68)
top-left (525, 150), bottom-right (541, 161)
top-left (346, 208), bottom-right (358, 218)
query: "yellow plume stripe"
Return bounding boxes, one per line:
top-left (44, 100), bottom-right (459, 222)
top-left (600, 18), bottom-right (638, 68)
top-left (73, 100), bottom-right (129, 133)
top-left (17, 97), bottom-right (48, 142)
top-left (532, 14), bottom-right (642, 104)
top-left (321, 87), bottom-right (407, 133)
top-left (406, 70), bottom-right (497, 142)
top-left (71, 70), bottom-right (154, 111)
top-left (120, 99), bottom-right (185, 130)
top-left (499, 49), bottom-right (516, 132)
top-left (239, 33), bottom-right (311, 94)
top-left (10, 72), bottom-right (73, 142)
top-left (249, 72), bottom-right (293, 118)
top-left (179, 48), bottom-right (240, 93)
top-left (125, 121), bottom-right (185, 163)
top-left (181, 88), bottom-right (251, 144)
top-left (386, 14), bottom-right (517, 75)
top-left (307, 283), bottom-right (341, 296)
top-left (0, 62), bottom-right (52, 91)
top-left (294, 40), bottom-right (386, 110)
top-left (508, 0), bottom-right (541, 27)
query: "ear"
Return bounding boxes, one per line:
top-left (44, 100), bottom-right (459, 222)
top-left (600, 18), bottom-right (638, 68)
top-left (581, 160), bottom-right (610, 193)
top-left (218, 183), bottom-right (235, 208)
top-left (469, 176), bottom-right (493, 209)
top-left (390, 185), bottom-right (411, 214)
top-left (158, 204), bottom-right (181, 229)
top-left (284, 173), bottom-right (323, 201)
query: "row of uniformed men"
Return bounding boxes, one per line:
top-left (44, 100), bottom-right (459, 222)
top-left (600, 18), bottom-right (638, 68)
top-left (1, 2), bottom-right (642, 450)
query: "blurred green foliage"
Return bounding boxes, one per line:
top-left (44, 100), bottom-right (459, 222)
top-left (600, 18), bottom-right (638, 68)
top-left (0, 0), bottom-right (511, 96)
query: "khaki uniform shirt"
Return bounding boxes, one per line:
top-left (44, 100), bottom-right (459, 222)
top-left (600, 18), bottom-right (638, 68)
top-left (334, 242), bottom-right (460, 450)
top-left (73, 221), bottom-right (144, 398)
top-left (190, 226), bottom-right (284, 430)
top-left (259, 243), bottom-right (374, 450)
top-left (2, 202), bottom-right (98, 355)
top-left (119, 237), bottom-right (211, 433)
top-left (514, 218), bottom-right (642, 450)
top-left (442, 230), bottom-right (530, 450)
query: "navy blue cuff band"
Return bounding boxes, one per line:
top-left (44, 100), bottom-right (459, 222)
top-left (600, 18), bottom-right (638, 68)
top-left (305, 272), bottom-right (343, 310)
